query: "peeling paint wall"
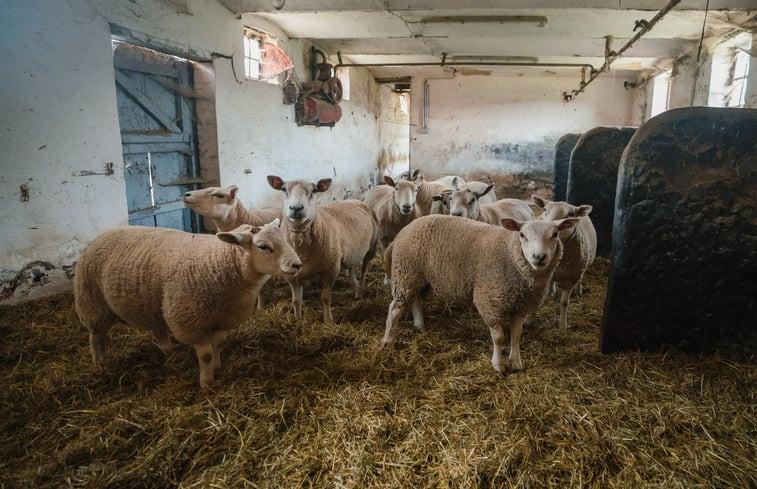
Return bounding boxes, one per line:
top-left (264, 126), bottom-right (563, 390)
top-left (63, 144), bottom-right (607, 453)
top-left (409, 73), bottom-right (641, 196)
top-left (376, 86), bottom-right (410, 183)
top-left (0, 0), bottom-right (383, 305)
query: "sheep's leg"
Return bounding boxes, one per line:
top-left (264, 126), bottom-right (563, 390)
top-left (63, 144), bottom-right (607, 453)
top-left (559, 286), bottom-right (574, 329)
top-left (411, 297), bottom-right (425, 331)
top-left (88, 326), bottom-right (109, 366)
top-left (321, 280), bottom-right (336, 324)
top-left (357, 248), bottom-right (375, 299)
top-left (194, 341), bottom-right (215, 390)
top-left (152, 328), bottom-right (174, 355)
top-left (577, 279), bottom-right (584, 296)
top-left (211, 330), bottom-right (228, 372)
top-left (256, 293), bottom-right (265, 310)
top-left (349, 267), bottom-right (361, 296)
top-left (382, 298), bottom-right (406, 348)
top-left (487, 324), bottom-right (506, 374)
top-left (288, 279), bottom-right (304, 318)
top-left (509, 316), bottom-right (524, 371)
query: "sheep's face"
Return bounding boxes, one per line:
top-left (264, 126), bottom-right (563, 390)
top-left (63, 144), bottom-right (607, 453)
top-left (430, 190), bottom-right (452, 215)
top-left (182, 185), bottom-right (239, 219)
top-left (217, 221), bottom-right (302, 277)
top-left (392, 180), bottom-right (420, 216)
top-left (502, 218), bottom-right (579, 271)
top-left (449, 189), bottom-right (478, 219)
top-left (532, 196), bottom-right (592, 242)
top-left (267, 176), bottom-right (331, 226)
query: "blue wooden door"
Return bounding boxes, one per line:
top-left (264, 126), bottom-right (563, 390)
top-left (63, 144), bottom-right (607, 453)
top-left (114, 43), bottom-right (202, 232)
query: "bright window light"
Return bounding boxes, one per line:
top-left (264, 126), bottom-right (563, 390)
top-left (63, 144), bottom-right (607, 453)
top-left (650, 70), bottom-right (671, 118)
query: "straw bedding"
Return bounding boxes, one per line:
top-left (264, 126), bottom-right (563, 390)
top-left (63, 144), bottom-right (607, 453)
top-left (0, 255), bottom-right (754, 488)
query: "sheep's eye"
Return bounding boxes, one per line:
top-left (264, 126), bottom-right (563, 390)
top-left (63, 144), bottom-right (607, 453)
top-left (568, 211), bottom-right (575, 217)
top-left (520, 232), bottom-right (527, 240)
top-left (469, 199), bottom-right (475, 205)
top-left (552, 232), bottom-right (558, 239)
top-left (257, 244), bottom-right (270, 252)
top-left (212, 194), bottom-right (224, 199)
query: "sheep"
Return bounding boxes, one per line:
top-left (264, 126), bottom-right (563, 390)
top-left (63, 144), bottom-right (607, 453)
top-left (449, 185), bottom-right (535, 224)
top-left (403, 169), bottom-right (460, 216)
top-left (182, 184), bottom-right (282, 310)
top-left (454, 180), bottom-right (497, 204)
top-left (267, 175), bottom-right (379, 324)
top-left (182, 185), bottom-right (281, 232)
top-left (362, 175), bottom-right (422, 249)
top-left (429, 189), bottom-right (453, 215)
top-left (382, 214), bottom-right (579, 373)
top-left (532, 195), bottom-right (597, 329)
top-left (73, 221), bottom-right (302, 389)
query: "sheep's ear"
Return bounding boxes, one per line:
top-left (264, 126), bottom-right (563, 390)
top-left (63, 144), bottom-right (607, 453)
top-left (315, 178), bottom-right (332, 193)
top-left (228, 185), bottom-right (239, 201)
top-left (476, 184), bottom-right (494, 198)
top-left (267, 175), bottom-right (285, 191)
top-left (532, 195), bottom-right (547, 208)
top-left (501, 218), bottom-right (522, 232)
top-left (557, 217), bottom-right (580, 232)
top-left (217, 230), bottom-right (252, 247)
top-left (452, 177), bottom-right (460, 189)
top-left (384, 175), bottom-right (396, 187)
top-left (576, 204), bottom-right (592, 217)
top-left (410, 169), bottom-right (422, 180)
top-left (267, 218), bottom-right (281, 227)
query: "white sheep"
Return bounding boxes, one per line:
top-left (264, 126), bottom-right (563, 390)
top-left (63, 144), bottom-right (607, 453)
top-left (383, 214), bottom-right (579, 373)
top-left (73, 221), bottom-right (302, 389)
top-left (182, 185), bottom-right (280, 231)
top-left (449, 185), bottom-right (535, 224)
top-left (403, 169), bottom-right (461, 216)
top-left (453, 179), bottom-right (497, 204)
top-left (532, 195), bottom-right (597, 329)
top-left (267, 175), bottom-right (379, 324)
top-left (182, 184), bottom-right (282, 310)
top-left (362, 175), bottom-right (422, 249)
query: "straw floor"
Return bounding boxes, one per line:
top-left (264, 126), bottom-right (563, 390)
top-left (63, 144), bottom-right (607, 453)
top-left (1, 255), bottom-right (755, 488)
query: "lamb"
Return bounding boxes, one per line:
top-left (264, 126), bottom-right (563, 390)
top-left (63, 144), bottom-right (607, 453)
top-left (73, 221), bottom-right (302, 389)
top-left (449, 185), bottom-right (535, 224)
top-left (532, 195), bottom-right (597, 329)
top-left (383, 214), bottom-right (579, 373)
top-left (362, 175), bottom-right (422, 249)
top-left (182, 185), bottom-right (280, 231)
top-left (267, 175), bottom-right (379, 324)
top-left (429, 189), bottom-right (453, 215)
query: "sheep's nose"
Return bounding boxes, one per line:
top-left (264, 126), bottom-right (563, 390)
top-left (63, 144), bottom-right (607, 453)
top-left (183, 192), bottom-right (191, 197)
top-left (451, 211), bottom-right (462, 217)
top-left (532, 253), bottom-right (547, 264)
top-left (293, 262), bottom-right (302, 270)
top-left (289, 204), bottom-right (304, 213)
top-left (401, 204), bottom-right (412, 213)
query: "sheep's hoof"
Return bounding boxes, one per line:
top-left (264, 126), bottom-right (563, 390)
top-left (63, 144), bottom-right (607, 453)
top-left (381, 339), bottom-right (395, 349)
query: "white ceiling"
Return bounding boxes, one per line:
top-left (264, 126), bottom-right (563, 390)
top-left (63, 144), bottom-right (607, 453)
top-left (220, 0), bottom-right (756, 80)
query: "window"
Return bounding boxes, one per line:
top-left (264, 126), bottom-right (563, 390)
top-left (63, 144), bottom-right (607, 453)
top-left (708, 31), bottom-right (751, 108)
top-left (650, 70), bottom-right (671, 118)
top-left (244, 27), bottom-right (293, 84)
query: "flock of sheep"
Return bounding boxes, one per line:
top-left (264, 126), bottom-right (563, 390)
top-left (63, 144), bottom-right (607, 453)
top-left (73, 171), bottom-right (597, 389)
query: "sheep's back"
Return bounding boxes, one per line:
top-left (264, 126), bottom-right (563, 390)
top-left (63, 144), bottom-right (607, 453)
top-left (391, 215), bottom-right (515, 304)
top-left (318, 200), bottom-right (378, 266)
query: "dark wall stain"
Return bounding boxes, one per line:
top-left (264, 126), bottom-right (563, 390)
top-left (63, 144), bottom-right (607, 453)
top-left (1, 261), bottom-right (56, 301)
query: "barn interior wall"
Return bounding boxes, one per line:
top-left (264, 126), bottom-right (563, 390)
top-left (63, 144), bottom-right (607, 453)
top-left (376, 86), bottom-right (411, 185)
top-left (0, 0), bottom-right (382, 305)
top-left (408, 73), bottom-right (641, 185)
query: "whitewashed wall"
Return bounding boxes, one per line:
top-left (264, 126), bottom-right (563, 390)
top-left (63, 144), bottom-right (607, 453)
top-left (409, 72), bottom-right (641, 180)
top-left (0, 0), bottom-right (382, 304)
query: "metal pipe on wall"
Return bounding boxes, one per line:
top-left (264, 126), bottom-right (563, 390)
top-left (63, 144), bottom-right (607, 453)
top-left (562, 0), bottom-right (683, 101)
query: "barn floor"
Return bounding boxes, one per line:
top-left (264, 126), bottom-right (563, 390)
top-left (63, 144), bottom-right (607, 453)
top-left (1, 255), bottom-right (755, 488)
